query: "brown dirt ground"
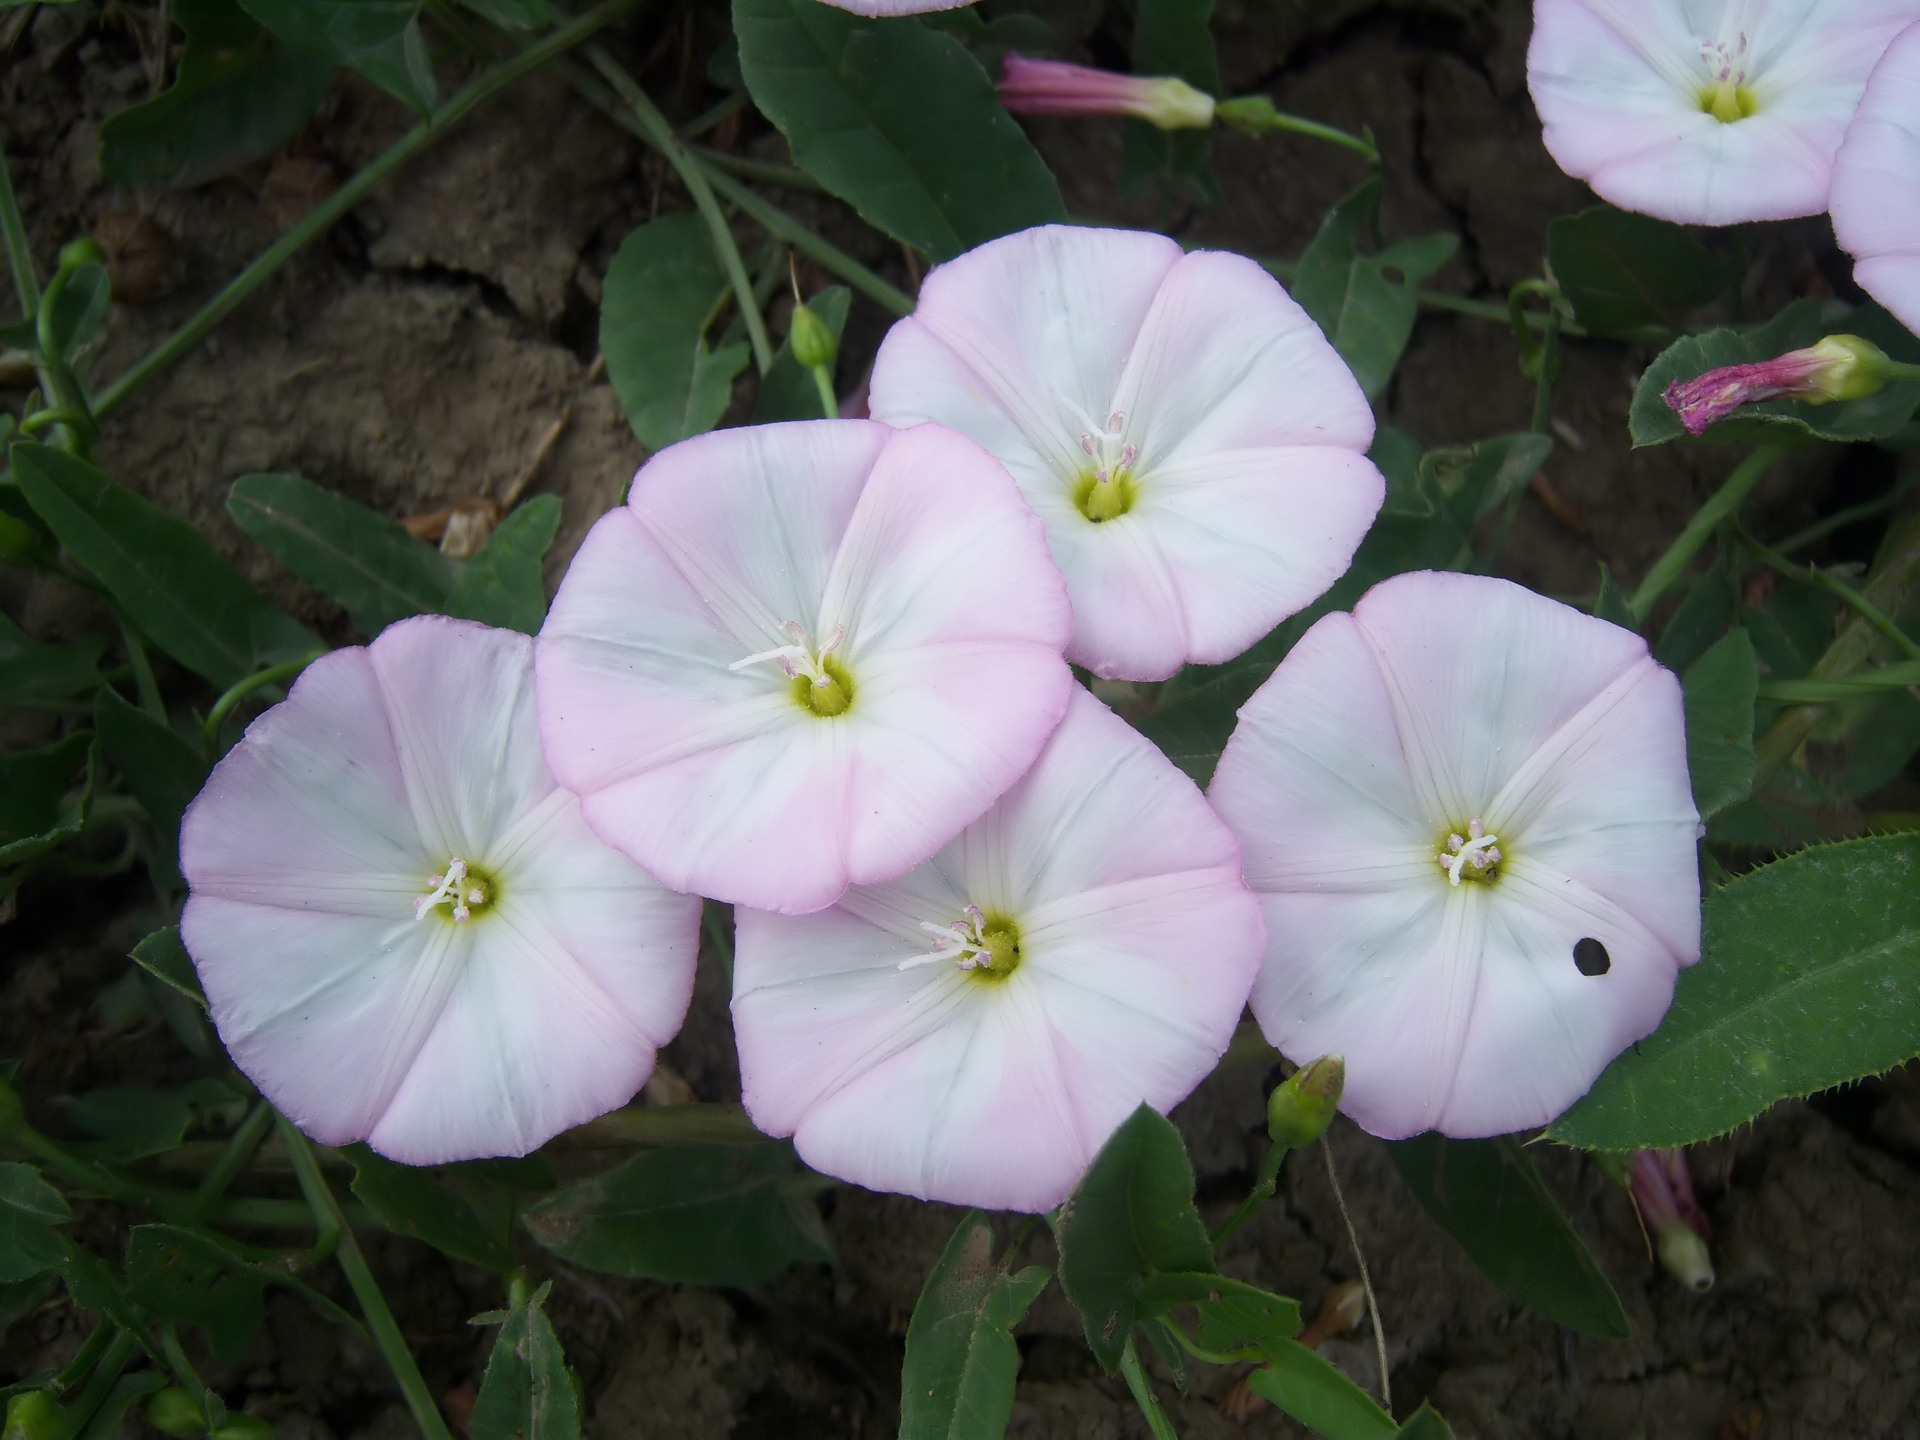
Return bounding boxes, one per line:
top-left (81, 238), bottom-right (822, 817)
top-left (4, 1), bottom-right (1917, 1437)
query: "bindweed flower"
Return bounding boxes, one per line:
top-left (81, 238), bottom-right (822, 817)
top-left (730, 687), bottom-right (1264, 1212)
top-left (1663, 334), bottom-right (1899, 434)
top-left (1630, 1147), bottom-right (1715, 1291)
top-left (535, 420), bottom-right (1074, 915)
top-left (180, 617), bottom-right (702, 1164)
top-left (998, 54), bottom-right (1215, 130)
top-left (868, 225), bottom-right (1384, 682)
top-left (1831, 20), bottom-right (1920, 337)
top-left (1528, 0), bottom-right (1920, 225)
top-left (1208, 571), bottom-right (1702, 1140)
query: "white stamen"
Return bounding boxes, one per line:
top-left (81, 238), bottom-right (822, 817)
top-left (415, 857), bottom-right (488, 921)
top-left (1069, 403), bottom-right (1138, 486)
top-left (1437, 820), bottom-right (1501, 886)
top-left (731, 620), bottom-right (848, 688)
top-left (901, 904), bottom-right (998, 971)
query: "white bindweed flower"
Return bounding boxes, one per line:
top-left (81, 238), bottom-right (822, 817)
top-left (180, 616), bottom-right (701, 1165)
top-left (1528, 0), bottom-right (1920, 225)
top-left (867, 224), bottom-right (1385, 682)
top-left (1831, 20), bottom-right (1920, 338)
top-left (535, 420), bottom-right (1074, 916)
top-left (1208, 571), bottom-right (1701, 1140)
top-left (730, 687), bottom-right (1265, 1212)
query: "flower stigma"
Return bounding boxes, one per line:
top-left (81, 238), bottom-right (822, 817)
top-left (730, 620), bottom-right (854, 717)
top-left (1697, 34), bottom-right (1757, 123)
top-left (899, 904), bottom-right (1023, 980)
top-left (413, 857), bottom-right (497, 924)
top-left (1070, 408), bottom-right (1140, 523)
top-left (1436, 818), bottom-right (1503, 887)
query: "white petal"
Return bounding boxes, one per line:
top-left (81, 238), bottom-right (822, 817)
top-left (1832, 20), bottom-right (1920, 335)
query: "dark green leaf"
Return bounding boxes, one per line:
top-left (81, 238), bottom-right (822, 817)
top-left (1683, 629), bottom-right (1757, 818)
top-left (12, 444), bottom-right (319, 688)
top-left (522, 1142), bottom-right (833, 1287)
top-left (900, 1212), bottom-right (1050, 1440)
top-left (1053, 1105), bottom-right (1213, 1372)
top-left (445, 496), bottom-right (563, 635)
top-left (1386, 1135), bottom-right (1629, 1339)
top-left (0, 1273), bottom-right (59, 1338)
top-left (1592, 565), bottom-right (1636, 630)
top-left (754, 286), bottom-right (850, 424)
top-left (0, 615), bottom-right (108, 712)
top-left (1546, 206), bottom-right (1736, 344)
top-left (457, 0), bottom-right (554, 29)
top-left (347, 1145), bottom-right (514, 1274)
top-left (125, 1224), bottom-right (266, 1364)
top-left (471, 1282), bottom-right (580, 1440)
top-left (0, 1164), bottom-right (70, 1285)
top-left (1395, 1402), bottom-right (1458, 1439)
top-left (1134, 1272), bottom-right (1301, 1359)
top-left (99, 0), bottom-right (333, 187)
top-left (1552, 833), bottom-right (1920, 1149)
top-left (240, 0), bottom-right (435, 112)
top-left (42, 263), bottom-right (111, 374)
top-left (0, 730), bottom-right (95, 867)
top-left (62, 1240), bottom-right (162, 1355)
top-left (1630, 300), bottom-right (1920, 447)
top-left (734, 0), bottom-right (1067, 260)
top-left (67, 1086), bottom-right (206, 1161)
top-left (1654, 553), bottom-right (1739, 673)
top-left (95, 688), bottom-right (209, 889)
top-left (131, 927), bottom-right (209, 1010)
top-left (1246, 1340), bottom-right (1396, 1440)
top-left (227, 473), bottom-right (454, 636)
top-left (600, 214), bottom-right (749, 451)
top-left (1119, 0), bottom-right (1218, 202)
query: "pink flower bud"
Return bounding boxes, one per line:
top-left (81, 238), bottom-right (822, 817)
top-left (1630, 1148), bottom-right (1714, 1292)
top-left (998, 54), bottom-right (1215, 130)
top-left (1662, 334), bottom-right (1894, 435)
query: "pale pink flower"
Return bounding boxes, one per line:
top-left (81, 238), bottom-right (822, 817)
top-left (998, 54), bottom-right (1216, 129)
top-left (535, 420), bottom-right (1074, 915)
top-left (868, 225), bottom-right (1384, 682)
top-left (1208, 571), bottom-right (1701, 1140)
top-left (1662, 334), bottom-right (1896, 433)
top-left (807, 0), bottom-right (968, 14)
top-left (1528, 0), bottom-right (1920, 225)
top-left (1832, 20), bottom-right (1920, 337)
top-left (1630, 1148), bottom-right (1715, 1291)
top-left (180, 617), bottom-right (701, 1165)
top-left (731, 687), bottom-right (1264, 1212)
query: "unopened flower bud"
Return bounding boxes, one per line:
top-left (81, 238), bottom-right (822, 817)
top-left (3, 1392), bottom-right (65, 1440)
top-left (998, 54), bottom-right (1215, 131)
top-left (1266, 1054), bottom-right (1343, 1150)
top-left (1629, 1148), bottom-right (1714, 1292)
top-left (57, 238), bottom-right (108, 273)
top-left (1663, 334), bottom-right (1899, 435)
top-left (146, 1388), bottom-right (206, 1438)
top-left (789, 301), bottom-right (837, 372)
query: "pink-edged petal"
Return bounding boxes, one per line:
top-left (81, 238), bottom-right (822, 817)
top-left (1832, 21), bottom-right (1920, 335)
top-left (1036, 507), bottom-right (1191, 680)
top-left (811, 0), bottom-right (970, 14)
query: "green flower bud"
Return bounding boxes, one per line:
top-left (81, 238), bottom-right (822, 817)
top-left (57, 238), bottom-right (108, 273)
top-left (1266, 1054), bottom-right (1344, 1150)
top-left (1801, 334), bottom-right (1896, 402)
top-left (210, 1415), bottom-right (275, 1440)
top-left (146, 1387), bottom-right (207, 1438)
top-left (3, 1392), bottom-right (66, 1440)
top-left (789, 302), bottom-right (837, 372)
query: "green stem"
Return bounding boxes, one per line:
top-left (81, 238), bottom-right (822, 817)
top-left (1775, 470), bottom-right (1920, 556)
top-left (280, 1118), bottom-right (453, 1440)
top-left (1743, 532), bottom-right (1920, 662)
top-left (61, 1328), bottom-right (140, 1439)
top-left (92, 2), bottom-right (624, 420)
top-left (1263, 261), bottom-right (1586, 337)
top-left (158, 1322), bottom-right (221, 1429)
top-left (187, 1099), bottom-right (274, 1224)
top-left (688, 144), bottom-right (826, 193)
top-left (203, 656), bottom-right (318, 741)
top-left (51, 1324), bottom-right (114, 1397)
top-left (1209, 1139), bottom-right (1289, 1249)
top-left (585, 46), bottom-right (775, 375)
top-left (1219, 100), bottom-right (1377, 163)
top-left (0, 146), bottom-right (38, 317)
top-left (1118, 1334), bottom-right (1180, 1440)
top-left (809, 363), bottom-right (839, 419)
top-left (113, 612), bottom-right (166, 722)
top-left (680, 92), bottom-right (747, 141)
top-left (1629, 446), bottom-right (1779, 622)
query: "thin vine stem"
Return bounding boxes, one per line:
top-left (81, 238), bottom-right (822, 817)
top-left (186, 1098), bottom-right (274, 1224)
top-left (203, 656), bottom-right (318, 741)
top-left (1742, 530), bottom-right (1920, 662)
top-left (1118, 1334), bottom-right (1181, 1440)
top-left (1321, 1136), bottom-right (1390, 1414)
top-left (280, 1117), bottom-right (455, 1440)
top-left (0, 145), bottom-right (38, 316)
top-left (689, 144), bottom-right (826, 193)
top-left (1629, 446), bottom-right (1780, 622)
top-left (92, 1), bottom-right (627, 420)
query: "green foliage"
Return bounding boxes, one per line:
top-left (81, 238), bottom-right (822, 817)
top-left (899, 1212), bottom-right (1050, 1440)
top-left (1591, 565), bottom-right (1635, 629)
top-left (0, 614), bottom-right (108, 714)
top-left (124, 1225), bottom-right (266, 1363)
top-left (239, 0), bottom-right (437, 113)
top-left (1245, 1341), bottom-right (1396, 1440)
top-left (522, 1142), bottom-right (833, 1286)
top-left (347, 1146), bottom-right (515, 1274)
top-left (1120, 0), bottom-right (1219, 201)
top-left (0, 731), bottom-right (96, 868)
top-left (1654, 554), bottom-right (1739, 673)
top-left (0, 1165), bottom-right (71, 1285)
top-left (1133, 1271), bottom-right (1301, 1357)
top-left (40, 262), bottom-right (111, 378)
top-left (1395, 1403), bottom-right (1458, 1439)
top-left (445, 496), bottom-right (563, 635)
top-left (472, 1282), bottom-right (581, 1440)
top-left (457, 0), bottom-right (555, 30)
top-left (1682, 629), bottom-right (1757, 819)
top-left (227, 473), bottom-right (455, 636)
top-left (1386, 1135), bottom-right (1629, 1339)
top-left (1545, 206), bottom-right (1736, 344)
top-left (99, 0), bottom-right (333, 187)
top-left (1552, 834), bottom-right (1920, 1149)
top-left (67, 1082), bottom-right (237, 1161)
top-left (754, 287), bottom-right (851, 423)
top-left (94, 688), bottom-right (209, 889)
top-left (733, 0), bottom-right (1067, 260)
top-left (130, 927), bottom-right (210, 1010)
top-left (12, 444), bottom-right (319, 689)
top-left (1630, 300), bottom-right (1920, 447)
top-left (1286, 177), bottom-right (1459, 400)
top-left (600, 214), bottom-right (752, 451)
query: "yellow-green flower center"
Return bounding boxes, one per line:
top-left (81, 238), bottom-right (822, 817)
top-left (730, 620), bottom-right (856, 719)
top-left (1697, 35), bottom-right (1758, 123)
top-left (903, 905), bottom-right (1023, 981)
top-left (1435, 819), bottom-right (1503, 887)
top-left (414, 857), bottom-right (500, 924)
top-left (1071, 408), bottom-right (1140, 523)
top-left (791, 655), bottom-right (854, 717)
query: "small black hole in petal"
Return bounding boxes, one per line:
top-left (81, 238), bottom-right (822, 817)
top-left (1573, 937), bottom-right (1611, 976)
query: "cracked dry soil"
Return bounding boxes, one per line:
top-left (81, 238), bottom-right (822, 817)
top-left (4, 1), bottom-right (1918, 1437)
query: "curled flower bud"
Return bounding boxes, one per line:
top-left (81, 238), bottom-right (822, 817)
top-left (998, 54), bottom-right (1215, 130)
top-left (1266, 1055), bottom-right (1344, 1150)
top-left (1663, 334), bottom-right (1899, 435)
top-left (1630, 1148), bottom-right (1715, 1292)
